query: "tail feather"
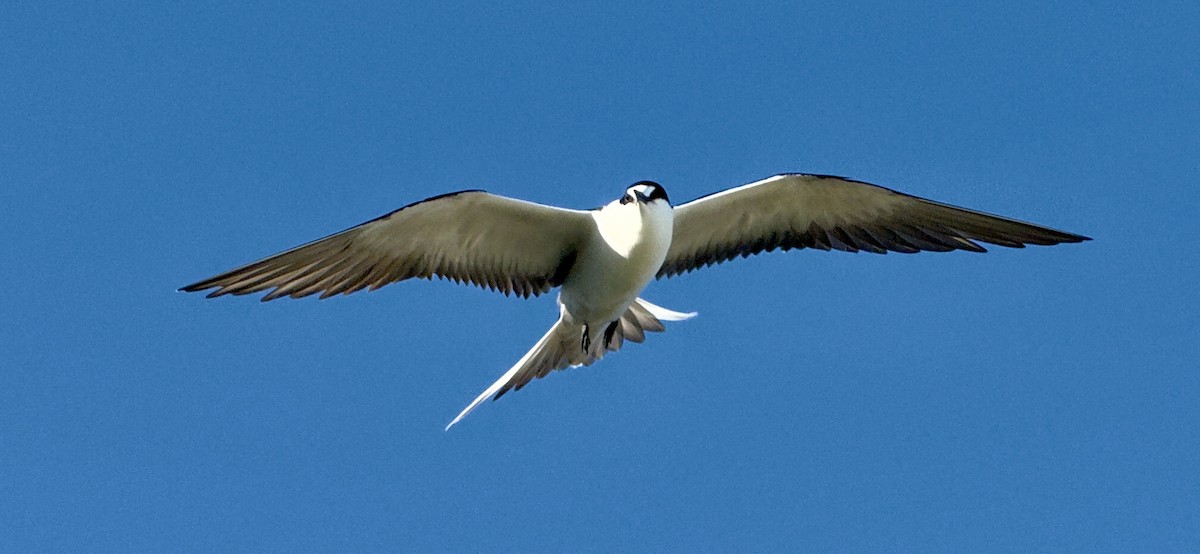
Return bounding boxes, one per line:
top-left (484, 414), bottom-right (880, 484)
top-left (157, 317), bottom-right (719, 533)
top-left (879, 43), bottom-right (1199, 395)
top-left (619, 316), bottom-right (646, 344)
top-left (445, 317), bottom-right (575, 430)
top-left (635, 297), bottom-right (698, 322)
top-left (445, 298), bottom-right (697, 429)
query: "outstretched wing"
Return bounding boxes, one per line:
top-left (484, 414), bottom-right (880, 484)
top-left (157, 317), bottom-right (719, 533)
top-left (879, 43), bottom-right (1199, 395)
top-left (181, 190), bottom-right (592, 300)
top-left (659, 174), bottom-right (1090, 278)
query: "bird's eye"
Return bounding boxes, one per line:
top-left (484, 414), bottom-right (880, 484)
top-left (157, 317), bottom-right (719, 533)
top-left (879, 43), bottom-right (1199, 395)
top-left (620, 194), bottom-right (634, 205)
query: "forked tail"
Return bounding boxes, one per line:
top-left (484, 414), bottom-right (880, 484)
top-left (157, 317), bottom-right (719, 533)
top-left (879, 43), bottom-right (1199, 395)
top-left (445, 298), bottom-right (696, 429)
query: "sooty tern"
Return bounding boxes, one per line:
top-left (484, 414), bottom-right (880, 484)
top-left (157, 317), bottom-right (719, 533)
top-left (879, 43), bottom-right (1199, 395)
top-left (181, 173), bottom-right (1090, 428)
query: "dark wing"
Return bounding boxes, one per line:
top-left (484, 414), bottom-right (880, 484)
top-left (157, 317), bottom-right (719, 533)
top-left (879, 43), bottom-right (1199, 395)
top-left (181, 190), bottom-right (592, 300)
top-left (659, 174), bottom-right (1090, 278)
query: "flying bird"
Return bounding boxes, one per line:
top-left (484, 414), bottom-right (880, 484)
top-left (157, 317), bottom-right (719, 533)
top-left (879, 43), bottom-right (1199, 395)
top-left (180, 173), bottom-right (1089, 428)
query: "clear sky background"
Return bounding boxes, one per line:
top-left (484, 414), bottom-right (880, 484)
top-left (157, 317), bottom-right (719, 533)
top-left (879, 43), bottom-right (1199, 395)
top-left (3, 2), bottom-right (1197, 552)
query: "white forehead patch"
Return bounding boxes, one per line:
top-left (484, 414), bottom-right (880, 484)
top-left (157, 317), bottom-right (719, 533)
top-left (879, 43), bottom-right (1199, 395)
top-left (629, 183), bottom-right (656, 196)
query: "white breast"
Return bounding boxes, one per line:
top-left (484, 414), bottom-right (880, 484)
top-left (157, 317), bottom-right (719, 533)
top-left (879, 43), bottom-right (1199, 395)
top-left (559, 200), bottom-right (674, 323)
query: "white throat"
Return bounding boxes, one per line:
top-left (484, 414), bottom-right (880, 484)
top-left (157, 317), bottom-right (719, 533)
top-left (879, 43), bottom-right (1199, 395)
top-left (593, 199), bottom-right (673, 258)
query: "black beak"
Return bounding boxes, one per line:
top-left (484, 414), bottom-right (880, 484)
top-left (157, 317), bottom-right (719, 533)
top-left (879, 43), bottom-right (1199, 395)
top-left (619, 191), bottom-right (649, 205)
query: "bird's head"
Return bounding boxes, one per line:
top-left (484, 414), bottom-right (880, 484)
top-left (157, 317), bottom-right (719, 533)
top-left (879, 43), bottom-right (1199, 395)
top-left (620, 181), bottom-right (670, 206)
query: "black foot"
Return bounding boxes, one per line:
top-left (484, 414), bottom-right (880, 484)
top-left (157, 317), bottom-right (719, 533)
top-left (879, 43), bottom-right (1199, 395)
top-left (603, 321), bottom-right (619, 348)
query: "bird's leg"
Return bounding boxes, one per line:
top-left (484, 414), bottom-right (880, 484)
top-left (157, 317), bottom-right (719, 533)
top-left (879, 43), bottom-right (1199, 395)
top-left (603, 321), bottom-right (619, 349)
top-left (581, 324), bottom-right (591, 353)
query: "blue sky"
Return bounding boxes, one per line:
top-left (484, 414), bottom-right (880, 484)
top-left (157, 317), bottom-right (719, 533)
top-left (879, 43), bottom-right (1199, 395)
top-left (2, 1), bottom-right (1197, 551)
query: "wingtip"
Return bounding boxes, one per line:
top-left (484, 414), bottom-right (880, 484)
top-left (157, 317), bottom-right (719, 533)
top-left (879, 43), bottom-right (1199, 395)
top-left (178, 282), bottom-right (223, 297)
top-left (1040, 227), bottom-right (1091, 245)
